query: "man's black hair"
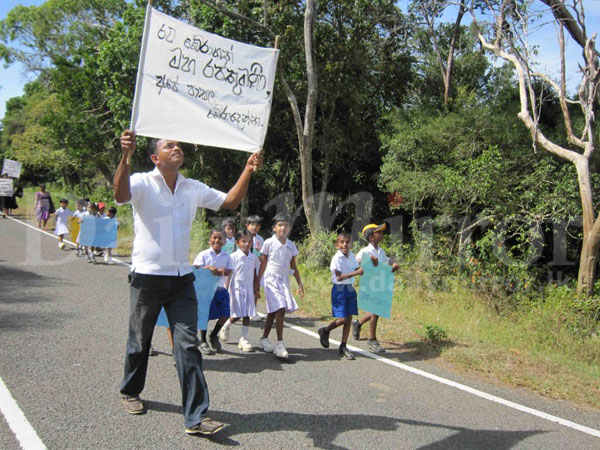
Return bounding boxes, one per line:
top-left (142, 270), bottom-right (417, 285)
top-left (108, 206), bottom-right (117, 215)
top-left (147, 138), bottom-right (162, 160)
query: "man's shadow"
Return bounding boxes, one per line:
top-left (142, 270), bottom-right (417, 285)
top-left (144, 403), bottom-right (547, 449)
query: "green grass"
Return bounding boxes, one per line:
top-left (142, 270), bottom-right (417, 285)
top-left (13, 187), bottom-right (600, 409)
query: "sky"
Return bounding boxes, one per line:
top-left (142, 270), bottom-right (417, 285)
top-left (0, 0), bottom-right (599, 121)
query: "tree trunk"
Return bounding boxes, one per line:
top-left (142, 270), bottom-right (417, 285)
top-left (575, 157), bottom-right (600, 295)
top-left (300, 0), bottom-right (322, 235)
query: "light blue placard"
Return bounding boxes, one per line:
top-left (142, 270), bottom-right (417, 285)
top-left (156, 267), bottom-right (219, 330)
top-left (222, 240), bottom-right (235, 254)
top-left (79, 216), bottom-right (117, 248)
top-left (357, 258), bottom-right (395, 319)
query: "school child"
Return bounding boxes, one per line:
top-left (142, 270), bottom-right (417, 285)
top-left (219, 230), bottom-right (260, 352)
top-left (72, 199), bottom-right (86, 256)
top-left (257, 213), bottom-right (304, 358)
top-left (221, 217), bottom-right (237, 254)
top-left (103, 206), bottom-right (118, 264)
top-left (54, 199), bottom-right (72, 250)
top-left (193, 228), bottom-right (234, 355)
top-left (97, 202), bottom-right (107, 218)
top-left (80, 202), bottom-right (98, 263)
top-left (318, 232), bottom-right (364, 360)
top-left (351, 223), bottom-right (399, 353)
top-left (245, 214), bottom-right (264, 321)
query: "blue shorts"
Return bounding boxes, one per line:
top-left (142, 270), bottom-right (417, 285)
top-left (208, 287), bottom-right (231, 320)
top-left (331, 284), bottom-right (358, 318)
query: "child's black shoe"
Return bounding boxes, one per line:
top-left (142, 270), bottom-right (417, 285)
top-left (318, 327), bottom-right (330, 348)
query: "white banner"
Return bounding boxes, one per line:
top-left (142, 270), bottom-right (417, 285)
top-left (1, 159), bottom-right (21, 178)
top-left (131, 6), bottom-right (279, 153)
top-left (0, 179), bottom-right (14, 197)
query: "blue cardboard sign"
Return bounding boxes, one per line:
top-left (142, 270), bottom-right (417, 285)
top-left (79, 216), bottom-right (118, 248)
top-left (222, 240), bottom-right (235, 254)
top-left (357, 258), bottom-right (395, 319)
top-left (156, 267), bottom-right (219, 330)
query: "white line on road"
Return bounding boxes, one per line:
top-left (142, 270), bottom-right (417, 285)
top-left (0, 376), bottom-right (46, 450)
top-left (5, 215), bottom-right (600, 440)
top-left (7, 216), bottom-right (130, 267)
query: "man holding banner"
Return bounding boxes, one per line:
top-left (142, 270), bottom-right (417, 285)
top-left (114, 131), bottom-right (262, 435)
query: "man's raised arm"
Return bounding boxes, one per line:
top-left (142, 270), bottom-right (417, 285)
top-left (221, 152), bottom-right (263, 210)
top-left (114, 130), bottom-right (135, 204)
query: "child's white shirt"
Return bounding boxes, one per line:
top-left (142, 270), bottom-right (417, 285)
top-left (261, 236), bottom-right (298, 276)
top-left (73, 210), bottom-right (84, 219)
top-left (230, 249), bottom-right (259, 286)
top-left (356, 243), bottom-right (389, 265)
top-left (193, 248), bottom-right (234, 288)
top-left (330, 250), bottom-right (359, 285)
top-left (55, 207), bottom-right (72, 218)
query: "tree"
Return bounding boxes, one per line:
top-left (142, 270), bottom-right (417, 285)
top-left (468, 0), bottom-right (600, 295)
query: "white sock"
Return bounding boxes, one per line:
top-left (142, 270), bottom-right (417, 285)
top-left (222, 319), bottom-right (232, 330)
top-left (277, 340), bottom-right (284, 345)
top-left (241, 325), bottom-right (249, 339)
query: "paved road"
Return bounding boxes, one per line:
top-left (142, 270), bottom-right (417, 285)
top-left (1, 216), bottom-right (600, 449)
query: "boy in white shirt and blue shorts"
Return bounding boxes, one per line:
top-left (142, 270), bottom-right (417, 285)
top-left (318, 232), bottom-right (364, 360)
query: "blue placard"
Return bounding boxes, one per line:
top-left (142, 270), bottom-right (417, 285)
top-left (79, 216), bottom-right (118, 248)
top-left (222, 239), bottom-right (235, 254)
top-left (357, 258), bottom-right (395, 319)
top-left (156, 267), bottom-right (220, 330)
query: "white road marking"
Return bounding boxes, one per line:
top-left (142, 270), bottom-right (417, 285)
top-left (5, 216), bottom-right (600, 440)
top-left (0, 376), bottom-right (46, 450)
top-left (7, 216), bottom-right (130, 267)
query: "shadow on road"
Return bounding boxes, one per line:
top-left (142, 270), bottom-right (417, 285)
top-left (142, 404), bottom-right (548, 449)
top-left (0, 264), bottom-right (61, 304)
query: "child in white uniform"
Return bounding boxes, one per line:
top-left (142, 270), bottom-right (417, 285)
top-left (193, 228), bottom-right (233, 355)
top-left (352, 223), bottom-right (399, 353)
top-left (258, 213), bottom-right (304, 358)
top-left (219, 230), bottom-right (260, 352)
top-left (221, 217), bottom-right (237, 254)
top-left (72, 199), bottom-right (86, 256)
top-left (54, 199), bottom-right (72, 250)
top-left (245, 214), bottom-right (264, 321)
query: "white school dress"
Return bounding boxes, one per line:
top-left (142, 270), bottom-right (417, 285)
top-left (54, 207), bottom-right (72, 236)
top-left (261, 236), bottom-right (299, 314)
top-left (228, 249), bottom-right (259, 318)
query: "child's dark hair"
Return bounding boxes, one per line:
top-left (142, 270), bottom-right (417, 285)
top-left (60, 198), bottom-right (68, 203)
top-left (273, 213), bottom-right (292, 225)
top-left (87, 202), bottom-right (97, 210)
top-left (337, 232), bottom-right (351, 241)
top-left (235, 229), bottom-right (253, 241)
top-left (209, 227), bottom-right (225, 238)
top-left (245, 214), bottom-right (263, 225)
top-left (108, 206), bottom-right (117, 215)
top-left (221, 217), bottom-right (236, 227)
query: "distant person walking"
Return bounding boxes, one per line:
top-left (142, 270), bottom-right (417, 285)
top-left (114, 130), bottom-right (262, 435)
top-left (34, 184), bottom-right (53, 230)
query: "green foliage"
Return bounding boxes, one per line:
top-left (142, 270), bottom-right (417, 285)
top-left (421, 324), bottom-right (449, 344)
top-left (296, 229), bottom-right (339, 269)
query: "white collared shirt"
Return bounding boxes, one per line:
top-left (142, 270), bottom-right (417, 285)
top-left (356, 243), bottom-right (389, 265)
top-left (118, 167), bottom-right (226, 276)
top-left (230, 249), bottom-right (259, 286)
top-left (261, 236), bottom-right (298, 276)
top-left (193, 247), bottom-right (234, 287)
top-left (330, 250), bottom-right (359, 285)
